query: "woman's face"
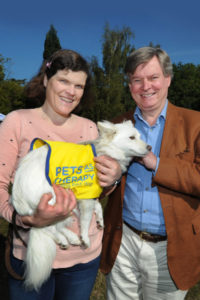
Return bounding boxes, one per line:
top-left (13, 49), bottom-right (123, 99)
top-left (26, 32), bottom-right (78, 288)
top-left (43, 69), bottom-right (87, 120)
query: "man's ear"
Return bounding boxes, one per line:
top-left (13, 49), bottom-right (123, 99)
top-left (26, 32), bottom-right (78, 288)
top-left (166, 75), bottom-right (171, 88)
top-left (43, 75), bottom-right (48, 88)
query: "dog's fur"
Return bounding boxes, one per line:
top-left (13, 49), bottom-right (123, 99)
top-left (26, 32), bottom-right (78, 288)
top-left (11, 120), bottom-right (151, 290)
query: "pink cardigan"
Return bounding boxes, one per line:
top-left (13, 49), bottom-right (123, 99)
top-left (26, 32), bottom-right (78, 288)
top-left (0, 108), bottom-right (103, 268)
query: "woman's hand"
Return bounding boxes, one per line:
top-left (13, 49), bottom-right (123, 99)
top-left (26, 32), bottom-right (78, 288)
top-left (94, 155), bottom-right (122, 187)
top-left (21, 184), bottom-right (76, 227)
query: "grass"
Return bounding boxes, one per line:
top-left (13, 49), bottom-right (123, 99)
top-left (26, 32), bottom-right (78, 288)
top-left (186, 282), bottom-right (200, 300)
top-left (0, 218), bottom-right (200, 299)
top-left (90, 271), bottom-right (106, 300)
top-left (0, 218), bottom-right (9, 236)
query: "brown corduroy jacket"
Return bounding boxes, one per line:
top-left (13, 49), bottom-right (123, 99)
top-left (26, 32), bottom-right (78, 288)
top-left (100, 101), bottom-right (200, 290)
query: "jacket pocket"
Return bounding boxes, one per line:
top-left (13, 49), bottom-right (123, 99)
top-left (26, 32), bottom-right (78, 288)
top-left (192, 214), bottom-right (200, 234)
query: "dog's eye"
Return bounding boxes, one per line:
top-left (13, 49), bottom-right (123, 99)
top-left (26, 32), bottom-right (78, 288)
top-left (130, 136), bottom-right (135, 140)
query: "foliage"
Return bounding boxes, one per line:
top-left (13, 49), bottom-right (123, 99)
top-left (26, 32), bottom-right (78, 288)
top-left (82, 24), bottom-right (135, 122)
top-left (148, 41), bottom-right (161, 48)
top-left (0, 54), bottom-right (26, 114)
top-left (43, 24), bottom-right (62, 60)
top-left (168, 63), bottom-right (200, 111)
top-left (0, 78), bottom-right (25, 115)
top-left (0, 54), bottom-right (11, 81)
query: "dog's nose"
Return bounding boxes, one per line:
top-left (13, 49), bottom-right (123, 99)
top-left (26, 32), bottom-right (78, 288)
top-left (147, 145), bottom-right (152, 151)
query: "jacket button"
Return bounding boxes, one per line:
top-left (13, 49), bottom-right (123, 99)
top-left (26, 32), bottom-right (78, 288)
top-left (116, 225), bottom-right (121, 229)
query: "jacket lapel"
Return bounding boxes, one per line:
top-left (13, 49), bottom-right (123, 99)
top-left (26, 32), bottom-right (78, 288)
top-left (159, 102), bottom-right (187, 157)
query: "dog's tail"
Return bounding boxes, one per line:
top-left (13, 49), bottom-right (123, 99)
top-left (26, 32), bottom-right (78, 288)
top-left (24, 227), bottom-right (56, 291)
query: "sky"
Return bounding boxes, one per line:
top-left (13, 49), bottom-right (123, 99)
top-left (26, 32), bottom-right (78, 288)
top-left (1, 0), bottom-right (200, 81)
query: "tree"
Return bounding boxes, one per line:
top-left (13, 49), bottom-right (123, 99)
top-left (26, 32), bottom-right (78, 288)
top-left (43, 25), bottom-right (62, 60)
top-left (0, 54), bottom-right (25, 114)
top-left (0, 54), bottom-right (11, 81)
top-left (0, 79), bottom-right (25, 114)
top-left (148, 41), bottom-right (161, 48)
top-left (85, 24), bottom-right (135, 122)
top-left (168, 63), bottom-right (200, 111)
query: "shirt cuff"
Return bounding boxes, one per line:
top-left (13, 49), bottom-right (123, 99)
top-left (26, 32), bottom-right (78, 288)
top-left (153, 157), bottom-right (160, 175)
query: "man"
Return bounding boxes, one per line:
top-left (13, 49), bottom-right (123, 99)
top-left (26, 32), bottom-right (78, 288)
top-left (100, 47), bottom-right (200, 299)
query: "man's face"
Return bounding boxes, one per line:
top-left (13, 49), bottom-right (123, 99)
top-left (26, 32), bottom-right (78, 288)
top-left (129, 56), bottom-right (171, 115)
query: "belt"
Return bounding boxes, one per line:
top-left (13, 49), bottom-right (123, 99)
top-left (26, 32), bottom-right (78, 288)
top-left (123, 221), bottom-right (167, 243)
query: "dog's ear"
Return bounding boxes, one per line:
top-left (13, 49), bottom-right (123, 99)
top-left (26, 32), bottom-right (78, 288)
top-left (97, 121), bottom-right (116, 137)
top-left (123, 120), bottom-right (134, 128)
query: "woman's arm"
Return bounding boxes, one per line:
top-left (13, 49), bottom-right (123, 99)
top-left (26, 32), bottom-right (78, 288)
top-left (94, 155), bottom-right (122, 187)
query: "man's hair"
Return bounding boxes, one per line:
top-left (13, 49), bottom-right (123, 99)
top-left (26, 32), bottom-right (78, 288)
top-left (125, 47), bottom-right (173, 78)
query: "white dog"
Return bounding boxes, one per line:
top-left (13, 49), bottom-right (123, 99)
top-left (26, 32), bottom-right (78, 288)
top-left (11, 120), bottom-right (151, 290)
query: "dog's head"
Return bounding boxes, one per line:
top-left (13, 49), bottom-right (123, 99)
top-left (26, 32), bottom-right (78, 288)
top-left (97, 120), bottom-right (151, 157)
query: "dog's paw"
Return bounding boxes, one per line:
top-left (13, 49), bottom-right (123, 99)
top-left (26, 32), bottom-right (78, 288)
top-left (54, 232), bottom-right (70, 249)
top-left (80, 235), bottom-right (90, 249)
top-left (69, 236), bottom-right (82, 246)
top-left (94, 201), bottom-right (104, 229)
top-left (96, 221), bottom-right (104, 230)
top-left (59, 228), bottom-right (81, 246)
top-left (59, 243), bottom-right (69, 250)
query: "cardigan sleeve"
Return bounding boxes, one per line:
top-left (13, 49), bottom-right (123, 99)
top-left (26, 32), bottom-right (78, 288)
top-left (0, 111), bottom-right (24, 224)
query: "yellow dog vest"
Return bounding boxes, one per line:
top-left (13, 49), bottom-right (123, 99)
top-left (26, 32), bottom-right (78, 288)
top-left (30, 138), bottom-right (102, 199)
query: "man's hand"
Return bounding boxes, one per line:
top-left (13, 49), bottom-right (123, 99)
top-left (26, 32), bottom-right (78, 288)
top-left (135, 151), bottom-right (157, 171)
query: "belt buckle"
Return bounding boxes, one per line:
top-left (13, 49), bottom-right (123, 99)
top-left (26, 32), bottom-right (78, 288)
top-left (139, 231), bottom-right (149, 240)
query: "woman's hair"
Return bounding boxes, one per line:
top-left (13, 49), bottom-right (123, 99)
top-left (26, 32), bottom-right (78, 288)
top-left (25, 49), bottom-right (91, 109)
top-left (125, 47), bottom-right (173, 79)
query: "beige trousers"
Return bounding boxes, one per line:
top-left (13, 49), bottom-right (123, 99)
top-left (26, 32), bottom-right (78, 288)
top-left (106, 223), bottom-right (187, 300)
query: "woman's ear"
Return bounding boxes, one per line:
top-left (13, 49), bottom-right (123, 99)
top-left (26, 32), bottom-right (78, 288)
top-left (43, 75), bottom-right (48, 88)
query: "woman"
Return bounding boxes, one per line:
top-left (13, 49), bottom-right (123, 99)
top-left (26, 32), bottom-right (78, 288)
top-left (0, 49), bottom-right (121, 300)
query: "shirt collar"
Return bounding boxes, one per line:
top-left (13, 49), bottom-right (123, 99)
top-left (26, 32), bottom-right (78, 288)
top-left (134, 100), bottom-right (168, 123)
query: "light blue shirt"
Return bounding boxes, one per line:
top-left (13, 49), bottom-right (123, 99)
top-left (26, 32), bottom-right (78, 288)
top-left (123, 101), bottom-right (168, 235)
top-left (0, 113), bottom-right (5, 122)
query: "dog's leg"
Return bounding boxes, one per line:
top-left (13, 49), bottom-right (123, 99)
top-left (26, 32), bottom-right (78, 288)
top-left (77, 199), bottom-right (96, 248)
top-left (47, 224), bottom-right (70, 249)
top-left (56, 226), bottom-right (81, 247)
top-left (55, 218), bottom-right (81, 247)
top-left (94, 200), bottom-right (104, 229)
